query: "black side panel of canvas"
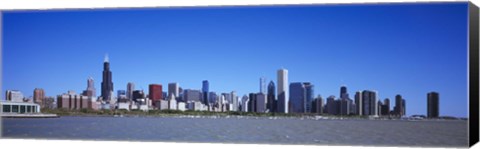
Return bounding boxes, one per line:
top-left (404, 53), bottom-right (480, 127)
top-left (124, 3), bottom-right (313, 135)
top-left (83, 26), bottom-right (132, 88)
top-left (469, 1), bottom-right (479, 147)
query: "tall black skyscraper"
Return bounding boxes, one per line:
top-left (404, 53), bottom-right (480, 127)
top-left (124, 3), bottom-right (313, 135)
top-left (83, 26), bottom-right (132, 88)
top-left (427, 92), bottom-right (439, 118)
top-left (267, 81), bottom-right (276, 113)
top-left (394, 94), bottom-right (405, 116)
top-left (340, 86), bottom-right (348, 99)
top-left (101, 54), bottom-right (114, 102)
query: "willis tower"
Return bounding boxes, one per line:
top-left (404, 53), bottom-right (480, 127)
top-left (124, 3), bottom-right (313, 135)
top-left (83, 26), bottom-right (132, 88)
top-left (101, 54), bottom-right (114, 102)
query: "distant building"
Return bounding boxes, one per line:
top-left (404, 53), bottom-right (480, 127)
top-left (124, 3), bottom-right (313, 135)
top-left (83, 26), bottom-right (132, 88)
top-left (241, 95), bottom-right (249, 112)
top-left (311, 95), bottom-right (323, 114)
top-left (340, 98), bottom-right (351, 116)
top-left (158, 100), bottom-right (169, 110)
top-left (132, 90), bottom-right (145, 103)
top-left (82, 77), bottom-right (96, 97)
top-left (380, 98), bottom-right (390, 116)
top-left (57, 92), bottom-right (92, 110)
top-left (231, 91), bottom-right (238, 112)
top-left (209, 92), bottom-right (217, 105)
top-left (184, 89), bottom-right (202, 103)
top-left (394, 94), bottom-right (406, 116)
top-left (1, 101), bottom-right (41, 114)
top-left (117, 90), bottom-right (128, 103)
top-left (260, 77), bottom-right (267, 94)
top-left (267, 81), bottom-right (276, 113)
top-left (277, 68), bottom-right (289, 113)
top-left (289, 82), bottom-right (306, 113)
top-left (177, 102), bottom-right (186, 111)
top-left (101, 54), bottom-right (114, 102)
top-left (168, 95), bottom-right (177, 110)
top-left (248, 93), bottom-right (256, 112)
top-left (33, 88), bottom-right (45, 107)
top-left (355, 91), bottom-right (362, 116)
top-left (127, 82), bottom-right (135, 100)
top-left (256, 93), bottom-right (266, 113)
top-left (149, 84), bottom-right (163, 107)
top-left (340, 86), bottom-right (349, 99)
top-left (168, 83), bottom-right (179, 99)
top-left (6, 90), bottom-right (24, 102)
top-left (326, 96), bottom-right (338, 115)
top-left (176, 102), bottom-right (185, 111)
top-left (362, 90), bottom-right (377, 116)
top-left (202, 80), bottom-right (209, 105)
top-left (304, 83), bottom-right (314, 113)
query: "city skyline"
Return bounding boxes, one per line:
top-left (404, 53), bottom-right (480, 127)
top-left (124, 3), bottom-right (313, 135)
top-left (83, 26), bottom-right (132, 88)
top-left (2, 3), bottom-right (469, 117)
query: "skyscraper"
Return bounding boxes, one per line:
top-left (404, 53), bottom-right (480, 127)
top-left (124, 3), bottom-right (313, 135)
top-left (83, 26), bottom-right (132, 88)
top-left (394, 94), bottom-right (405, 116)
top-left (231, 91), bottom-right (238, 112)
top-left (82, 77), bottom-right (96, 97)
top-left (304, 82), bottom-right (314, 113)
top-left (149, 84), bottom-right (163, 107)
top-left (202, 80), bottom-right (209, 105)
top-left (355, 91), bottom-right (362, 115)
top-left (267, 81), bottom-right (276, 113)
top-left (127, 82), bottom-right (135, 100)
top-left (326, 95), bottom-right (337, 115)
top-left (340, 85), bottom-right (349, 99)
top-left (289, 82), bottom-right (306, 113)
top-left (311, 95), bottom-right (323, 114)
top-left (260, 77), bottom-right (266, 94)
top-left (33, 88), bottom-right (45, 106)
top-left (362, 90), bottom-right (377, 116)
top-left (101, 54), bottom-right (114, 102)
top-left (277, 68), bottom-right (289, 113)
top-left (168, 83), bottom-right (179, 99)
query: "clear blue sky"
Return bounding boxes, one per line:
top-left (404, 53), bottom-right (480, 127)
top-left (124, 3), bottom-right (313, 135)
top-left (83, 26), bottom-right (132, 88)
top-left (2, 2), bottom-right (469, 117)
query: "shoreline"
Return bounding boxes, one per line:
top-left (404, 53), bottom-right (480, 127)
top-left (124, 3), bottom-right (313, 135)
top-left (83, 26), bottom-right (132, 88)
top-left (32, 109), bottom-right (467, 121)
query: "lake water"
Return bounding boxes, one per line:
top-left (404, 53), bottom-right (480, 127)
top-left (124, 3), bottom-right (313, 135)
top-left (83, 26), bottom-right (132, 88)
top-left (1, 116), bottom-right (468, 147)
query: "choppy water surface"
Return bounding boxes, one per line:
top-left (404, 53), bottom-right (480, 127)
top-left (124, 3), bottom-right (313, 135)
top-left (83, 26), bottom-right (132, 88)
top-left (1, 116), bottom-right (468, 147)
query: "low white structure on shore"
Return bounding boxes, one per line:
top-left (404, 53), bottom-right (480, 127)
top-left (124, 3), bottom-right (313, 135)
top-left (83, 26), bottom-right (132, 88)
top-left (1, 101), bottom-right (41, 114)
top-left (177, 102), bottom-right (186, 111)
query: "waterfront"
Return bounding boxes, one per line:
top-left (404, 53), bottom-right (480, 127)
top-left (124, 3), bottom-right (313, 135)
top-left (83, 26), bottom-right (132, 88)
top-left (1, 116), bottom-right (468, 147)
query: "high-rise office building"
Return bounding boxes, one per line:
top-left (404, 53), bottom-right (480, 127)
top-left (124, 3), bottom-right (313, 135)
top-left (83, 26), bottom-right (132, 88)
top-left (248, 93), bottom-right (256, 112)
top-left (326, 95), bottom-right (337, 115)
top-left (277, 68), bottom-right (289, 113)
top-left (340, 98), bottom-right (351, 116)
top-left (231, 91), bottom-right (238, 112)
top-left (362, 90), bottom-right (377, 116)
top-left (260, 77), bottom-right (267, 94)
top-left (149, 84), bottom-right (163, 107)
top-left (82, 77), bottom-right (96, 97)
top-left (33, 88), bottom-right (45, 106)
top-left (394, 94), bottom-right (405, 116)
top-left (304, 82), bottom-right (314, 113)
top-left (101, 54), bottom-right (114, 102)
top-left (183, 89), bottom-right (202, 103)
top-left (267, 81), bottom-right (276, 113)
top-left (6, 90), bottom-right (24, 102)
top-left (256, 93), bottom-right (267, 113)
top-left (340, 86), bottom-right (349, 99)
top-left (355, 91), bottom-right (362, 115)
top-left (311, 95), bottom-right (323, 114)
top-left (127, 82), bottom-right (135, 100)
top-left (241, 95), bottom-right (249, 112)
top-left (132, 90), bottom-right (145, 103)
top-left (289, 82), bottom-right (306, 113)
top-left (209, 92), bottom-right (217, 104)
top-left (379, 98), bottom-right (390, 115)
top-left (168, 83), bottom-right (179, 99)
top-left (202, 80), bottom-right (209, 105)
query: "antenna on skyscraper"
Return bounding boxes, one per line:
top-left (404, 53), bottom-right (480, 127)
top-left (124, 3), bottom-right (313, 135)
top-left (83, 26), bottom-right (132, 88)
top-left (104, 53), bottom-right (109, 62)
